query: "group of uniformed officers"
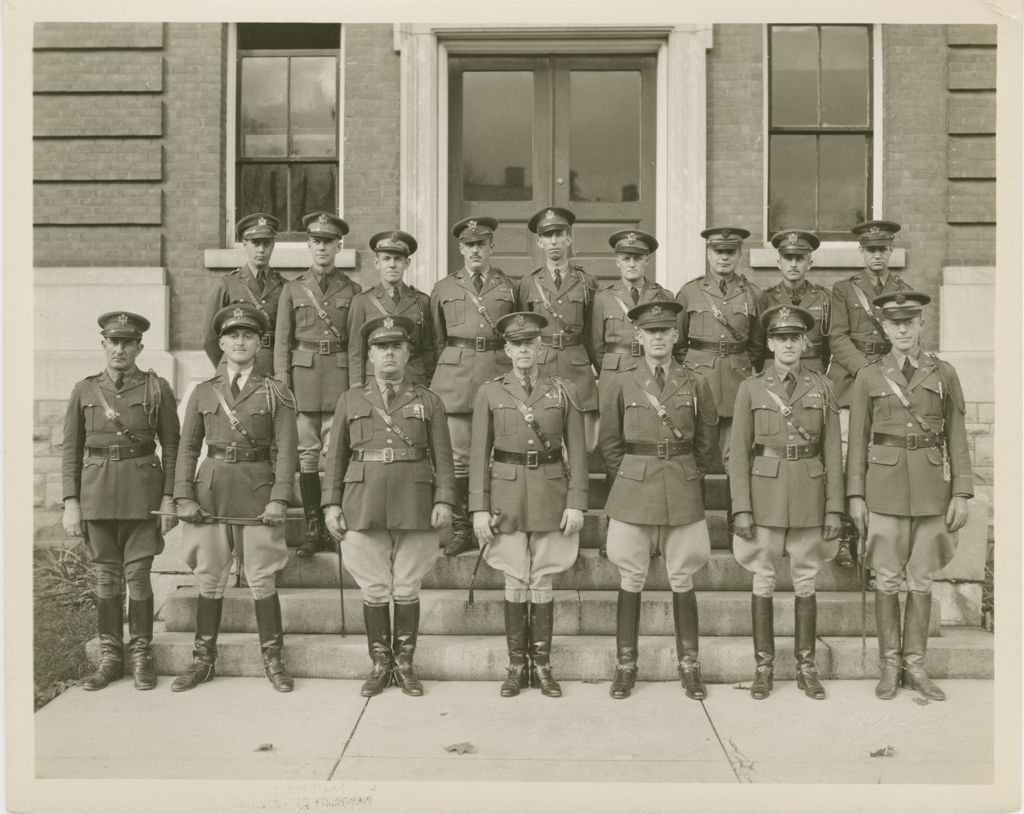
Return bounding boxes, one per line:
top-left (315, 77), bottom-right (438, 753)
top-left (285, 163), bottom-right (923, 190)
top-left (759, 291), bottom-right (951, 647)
top-left (62, 206), bottom-right (972, 705)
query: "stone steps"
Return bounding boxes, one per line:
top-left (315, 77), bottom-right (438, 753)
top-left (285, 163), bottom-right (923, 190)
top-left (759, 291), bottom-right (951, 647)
top-left (161, 587), bottom-right (941, 637)
top-left (89, 626), bottom-right (993, 683)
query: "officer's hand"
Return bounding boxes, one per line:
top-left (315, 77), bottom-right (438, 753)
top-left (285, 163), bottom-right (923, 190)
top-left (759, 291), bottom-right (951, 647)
top-left (733, 512), bottom-right (755, 540)
top-left (324, 505), bottom-right (347, 543)
top-left (473, 511), bottom-right (496, 546)
top-left (848, 497), bottom-right (868, 541)
top-left (945, 495), bottom-right (970, 533)
top-left (431, 502), bottom-right (453, 530)
top-left (259, 500), bottom-right (288, 526)
top-left (159, 495), bottom-right (179, 534)
top-left (62, 498), bottom-right (84, 538)
top-left (560, 508), bottom-right (585, 536)
top-left (823, 512), bottom-right (843, 541)
top-left (175, 498), bottom-right (209, 524)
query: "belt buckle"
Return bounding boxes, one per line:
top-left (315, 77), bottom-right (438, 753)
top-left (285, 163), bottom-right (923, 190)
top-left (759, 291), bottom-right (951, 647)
top-left (630, 340), bottom-right (642, 357)
top-left (719, 340), bottom-right (731, 355)
top-left (261, 334), bottom-right (272, 348)
top-left (225, 445), bottom-right (238, 463)
top-left (656, 440), bottom-right (670, 459)
top-left (551, 333), bottom-right (564, 350)
top-left (525, 450), bottom-right (539, 469)
top-left (108, 445), bottom-right (121, 461)
top-left (319, 340), bottom-right (331, 355)
top-left (475, 336), bottom-right (487, 352)
top-left (785, 444), bottom-right (799, 461)
top-left (382, 447), bottom-right (395, 464)
top-left (906, 434), bottom-right (918, 450)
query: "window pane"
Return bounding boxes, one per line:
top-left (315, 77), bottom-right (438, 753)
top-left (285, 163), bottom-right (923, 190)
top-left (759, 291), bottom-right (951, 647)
top-left (462, 72), bottom-right (533, 201)
top-left (238, 23), bottom-right (340, 51)
top-left (290, 57), bottom-right (337, 157)
top-left (240, 57), bottom-right (287, 157)
top-left (821, 27), bottom-right (870, 127)
top-left (289, 164), bottom-right (338, 232)
top-left (818, 135), bottom-right (869, 233)
top-left (569, 71), bottom-right (641, 202)
top-left (771, 26), bottom-right (819, 127)
top-left (238, 164), bottom-right (288, 227)
top-left (769, 134), bottom-right (817, 233)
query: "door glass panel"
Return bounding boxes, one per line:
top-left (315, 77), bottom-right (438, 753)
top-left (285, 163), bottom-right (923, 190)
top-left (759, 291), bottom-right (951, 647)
top-left (462, 71), bottom-right (533, 201)
top-left (768, 134), bottom-right (816, 232)
top-left (569, 71), bottom-right (640, 202)
top-left (821, 26), bottom-right (870, 127)
top-left (240, 57), bottom-right (288, 157)
top-left (771, 26), bottom-right (819, 127)
top-left (290, 57), bottom-right (337, 157)
top-left (818, 135), bottom-right (868, 232)
top-left (238, 163), bottom-right (288, 226)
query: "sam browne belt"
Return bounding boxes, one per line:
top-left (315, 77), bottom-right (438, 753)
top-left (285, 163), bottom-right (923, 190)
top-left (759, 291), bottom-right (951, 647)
top-left (85, 442), bottom-right (156, 460)
top-left (351, 447), bottom-right (429, 463)
top-left (206, 444), bottom-right (270, 462)
top-left (753, 442), bottom-right (820, 460)
top-left (871, 432), bottom-right (942, 450)
top-left (605, 341), bottom-right (644, 357)
top-left (540, 332), bottom-right (582, 349)
top-left (297, 339), bottom-right (347, 355)
top-left (492, 447), bottom-right (563, 468)
top-left (447, 336), bottom-right (503, 351)
top-left (688, 338), bottom-right (746, 355)
top-left (852, 338), bottom-right (891, 355)
top-left (623, 440), bottom-right (693, 458)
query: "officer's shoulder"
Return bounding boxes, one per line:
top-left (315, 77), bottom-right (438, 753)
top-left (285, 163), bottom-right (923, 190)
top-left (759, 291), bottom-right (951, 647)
top-left (147, 369), bottom-right (174, 390)
top-left (739, 274), bottom-right (764, 294)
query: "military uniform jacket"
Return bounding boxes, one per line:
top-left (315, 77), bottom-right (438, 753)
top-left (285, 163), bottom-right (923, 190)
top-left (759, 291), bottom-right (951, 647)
top-left (599, 362), bottom-right (718, 527)
top-left (468, 372), bottom-right (588, 533)
top-left (174, 371), bottom-right (298, 518)
top-left (760, 281), bottom-right (832, 374)
top-left (348, 283), bottom-right (436, 388)
top-left (847, 352), bottom-right (973, 516)
top-left (430, 267), bottom-right (517, 413)
top-left (587, 279), bottom-right (673, 380)
top-left (203, 266), bottom-right (285, 377)
top-left (322, 379), bottom-right (456, 530)
top-left (518, 265), bottom-right (600, 411)
top-left (274, 268), bottom-right (362, 413)
top-left (729, 366), bottom-right (844, 529)
top-left (62, 368), bottom-right (180, 521)
top-left (675, 273), bottom-right (766, 417)
top-left (827, 272), bottom-right (909, 406)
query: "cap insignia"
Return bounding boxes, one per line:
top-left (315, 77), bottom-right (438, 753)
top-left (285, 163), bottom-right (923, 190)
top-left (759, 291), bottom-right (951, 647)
top-left (257, 217), bottom-right (268, 227)
top-left (232, 307), bottom-right (245, 319)
top-left (383, 317), bottom-right (394, 330)
top-left (650, 305), bottom-right (663, 317)
top-left (117, 313), bottom-right (129, 326)
top-left (545, 210), bottom-right (554, 220)
top-left (894, 293), bottom-right (906, 305)
top-left (626, 232), bottom-right (637, 244)
top-left (514, 314), bottom-right (526, 328)
top-left (317, 213), bottom-right (329, 225)
top-left (721, 230), bottom-right (732, 240)
top-left (869, 226), bottom-right (882, 238)
top-left (467, 220), bottom-right (478, 231)
top-left (788, 233), bottom-right (798, 245)
top-left (779, 306), bottom-right (792, 320)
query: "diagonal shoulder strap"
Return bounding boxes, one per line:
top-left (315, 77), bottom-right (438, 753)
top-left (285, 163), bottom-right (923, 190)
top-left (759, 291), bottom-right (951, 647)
top-left (851, 285), bottom-right (887, 336)
top-left (89, 380), bottom-right (143, 443)
top-left (880, 374), bottom-right (934, 434)
top-left (637, 386), bottom-right (685, 441)
top-left (212, 385), bottom-right (261, 447)
top-left (463, 285), bottom-right (501, 334)
top-left (533, 277), bottom-right (565, 329)
top-left (240, 284), bottom-right (269, 318)
top-left (369, 293), bottom-right (391, 317)
top-left (763, 388), bottom-right (815, 443)
top-left (298, 282), bottom-right (344, 340)
top-left (698, 287), bottom-right (746, 342)
top-left (507, 392), bottom-right (556, 451)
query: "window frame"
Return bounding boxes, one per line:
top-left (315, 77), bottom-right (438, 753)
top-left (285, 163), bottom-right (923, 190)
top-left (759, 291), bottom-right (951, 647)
top-left (762, 23), bottom-right (882, 247)
top-left (225, 23), bottom-right (345, 248)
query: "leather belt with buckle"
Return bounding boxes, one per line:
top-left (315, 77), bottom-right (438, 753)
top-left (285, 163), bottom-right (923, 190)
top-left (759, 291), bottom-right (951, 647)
top-left (260, 335), bottom-right (273, 349)
top-left (688, 338), bottom-right (747, 355)
top-left (206, 444), bottom-right (270, 463)
top-left (297, 339), bottom-right (347, 355)
top-left (492, 447), bottom-right (563, 469)
top-left (541, 333), bottom-right (582, 350)
top-left (872, 432), bottom-right (941, 450)
top-left (753, 442), bottom-right (821, 461)
top-left (351, 447), bottom-right (428, 463)
top-left (605, 341), bottom-right (644, 357)
top-left (85, 442), bottom-right (156, 460)
top-left (447, 336), bottom-right (503, 352)
top-left (623, 440), bottom-right (693, 459)
top-left (852, 338), bottom-right (891, 356)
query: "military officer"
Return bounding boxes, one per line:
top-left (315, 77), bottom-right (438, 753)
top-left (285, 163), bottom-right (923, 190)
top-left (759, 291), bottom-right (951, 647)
top-left (730, 305), bottom-right (844, 701)
top-left (348, 230), bottom-right (436, 388)
top-left (323, 315), bottom-right (455, 698)
top-left (62, 312), bottom-right (180, 691)
top-left (173, 303), bottom-right (299, 693)
top-left (430, 215), bottom-right (518, 557)
top-left (519, 207), bottom-right (600, 450)
top-left (470, 311), bottom-right (588, 699)
top-left (203, 213), bottom-right (285, 377)
top-left (274, 211), bottom-right (362, 558)
top-left (587, 229), bottom-right (673, 389)
top-left (599, 300), bottom-right (718, 700)
top-left (847, 291), bottom-right (972, 702)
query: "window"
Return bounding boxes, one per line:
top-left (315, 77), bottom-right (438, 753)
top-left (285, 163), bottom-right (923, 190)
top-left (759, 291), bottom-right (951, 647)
top-left (235, 24), bottom-right (341, 240)
top-left (767, 25), bottom-right (873, 240)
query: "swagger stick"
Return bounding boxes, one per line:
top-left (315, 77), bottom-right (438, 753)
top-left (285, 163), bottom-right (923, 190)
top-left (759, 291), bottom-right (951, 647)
top-left (467, 509), bottom-right (502, 606)
top-left (336, 534), bottom-right (347, 636)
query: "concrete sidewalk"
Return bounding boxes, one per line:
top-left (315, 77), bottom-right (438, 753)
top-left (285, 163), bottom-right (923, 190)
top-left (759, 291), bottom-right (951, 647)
top-left (35, 678), bottom-right (993, 784)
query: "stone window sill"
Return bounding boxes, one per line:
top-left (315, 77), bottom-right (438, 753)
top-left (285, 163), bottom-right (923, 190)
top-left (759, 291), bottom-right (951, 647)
top-left (748, 247), bottom-right (906, 269)
top-left (203, 247), bottom-right (357, 272)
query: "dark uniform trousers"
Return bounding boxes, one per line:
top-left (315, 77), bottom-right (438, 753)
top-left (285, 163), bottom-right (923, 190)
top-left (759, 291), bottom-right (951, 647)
top-left (203, 267), bottom-right (284, 378)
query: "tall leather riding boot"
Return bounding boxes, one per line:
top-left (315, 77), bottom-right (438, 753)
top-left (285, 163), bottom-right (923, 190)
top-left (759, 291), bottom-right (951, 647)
top-left (500, 601), bottom-right (530, 697)
top-left (361, 603), bottom-right (394, 697)
top-left (794, 594), bottom-right (825, 700)
top-left (297, 472), bottom-right (327, 558)
top-left (443, 477), bottom-right (475, 557)
top-left (392, 600), bottom-right (424, 696)
top-left (171, 595), bottom-right (223, 692)
top-left (750, 594), bottom-right (774, 700)
top-left (874, 591), bottom-right (902, 700)
top-left (127, 596), bottom-right (156, 690)
top-left (255, 593), bottom-right (294, 693)
top-left (673, 590), bottom-right (706, 700)
top-left (610, 590), bottom-right (642, 699)
top-left (901, 591), bottom-right (945, 701)
top-left (528, 602), bottom-right (562, 697)
top-left (83, 596), bottom-right (125, 691)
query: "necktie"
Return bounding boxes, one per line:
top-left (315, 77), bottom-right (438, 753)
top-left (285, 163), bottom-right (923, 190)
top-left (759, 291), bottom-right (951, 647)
top-left (384, 382), bottom-right (396, 409)
top-left (318, 273), bottom-right (329, 293)
top-left (630, 286), bottom-right (639, 305)
top-left (473, 272), bottom-right (483, 293)
top-left (784, 373), bottom-right (796, 397)
top-left (791, 286), bottom-right (802, 305)
top-left (230, 372), bottom-right (241, 398)
top-left (114, 374), bottom-right (124, 390)
top-left (255, 270), bottom-right (265, 291)
top-left (902, 357), bottom-right (914, 382)
top-left (553, 269), bottom-right (563, 290)
top-left (719, 278), bottom-right (728, 296)
top-left (654, 366), bottom-right (665, 391)
top-left (391, 287), bottom-right (401, 306)
top-left (874, 279), bottom-right (883, 296)
top-left (523, 377), bottom-right (533, 397)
